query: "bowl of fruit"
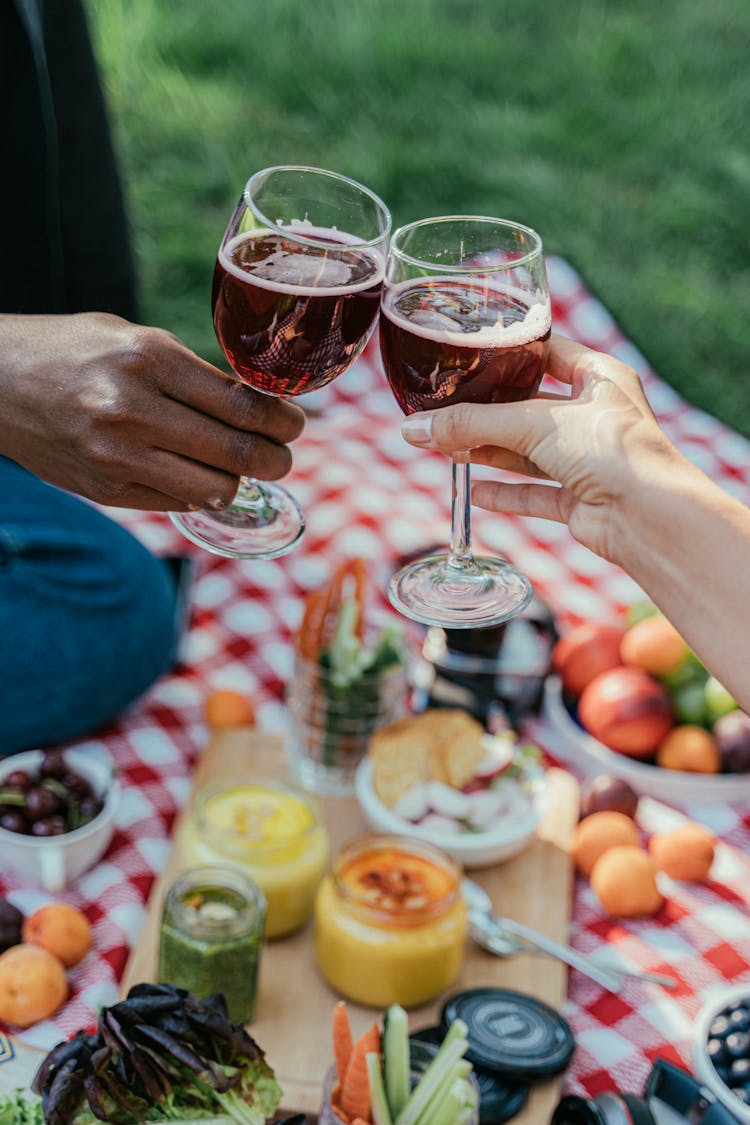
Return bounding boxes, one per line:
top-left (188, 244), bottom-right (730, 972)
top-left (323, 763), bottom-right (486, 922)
top-left (542, 605), bottom-right (750, 808)
top-left (0, 748), bottom-right (119, 891)
top-left (693, 984), bottom-right (750, 1123)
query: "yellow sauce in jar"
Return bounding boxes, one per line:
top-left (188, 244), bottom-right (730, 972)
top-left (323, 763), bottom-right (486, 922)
top-left (181, 780), bottom-right (329, 938)
top-left (314, 834), bottom-right (467, 1007)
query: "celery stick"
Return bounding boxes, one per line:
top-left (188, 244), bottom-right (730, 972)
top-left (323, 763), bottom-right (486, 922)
top-left (426, 1076), bottom-right (479, 1125)
top-left (395, 1038), bottom-right (468, 1125)
top-left (442, 1017), bottom-right (469, 1048)
top-left (366, 1050), bottom-right (394, 1125)
top-left (409, 1059), bottom-right (467, 1125)
top-left (416, 1080), bottom-right (465, 1125)
top-left (383, 1003), bottom-right (411, 1118)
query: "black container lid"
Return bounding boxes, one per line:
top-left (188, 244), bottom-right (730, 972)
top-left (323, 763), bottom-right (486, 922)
top-left (410, 1027), bottom-right (530, 1125)
top-left (441, 988), bottom-right (576, 1081)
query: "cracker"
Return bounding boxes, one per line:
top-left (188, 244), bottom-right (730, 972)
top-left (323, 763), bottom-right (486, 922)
top-left (370, 714), bottom-right (432, 807)
top-left (369, 708), bottom-right (486, 806)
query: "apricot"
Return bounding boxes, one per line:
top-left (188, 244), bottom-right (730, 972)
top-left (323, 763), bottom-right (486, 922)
top-left (0, 944), bottom-right (68, 1027)
top-left (552, 622), bottom-right (626, 698)
top-left (22, 902), bottom-right (92, 968)
top-left (578, 666), bottom-right (674, 757)
top-left (205, 689), bottom-right (256, 731)
top-left (649, 823), bottom-right (715, 882)
top-left (655, 725), bottom-right (721, 774)
top-left (590, 846), bottom-right (663, 918)
top-left (620, 615), bottom-right (689, 677)
top-left (570, 810), bottom-right (640, 877)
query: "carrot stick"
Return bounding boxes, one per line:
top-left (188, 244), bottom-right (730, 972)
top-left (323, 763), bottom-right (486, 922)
top-left (330, 1081), bottom-right (350, 1124)
top-left (350, 556), bottom-right (368, 641)
top-left (319, 560), bottom-right (351, 651)
top-left (296, 589), bottom-right (328, 660)
top-left (340, 1026), bottom-right (373, 1124)
top-left (332, 1000), bottom-right (354, 1083)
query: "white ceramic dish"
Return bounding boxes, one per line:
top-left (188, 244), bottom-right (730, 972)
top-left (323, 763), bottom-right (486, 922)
top-left (542, 675), bottom-right (750, 809)
top-left (354, 757), bottom-right (546, 868)
top-left (0, 749), bottom-right (120, 891)
top-left (693, 982), bottom-right (750, 1124)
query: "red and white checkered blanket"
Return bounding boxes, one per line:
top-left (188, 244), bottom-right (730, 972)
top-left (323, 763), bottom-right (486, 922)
top-left (3, 255), bottom-right (750, 1106)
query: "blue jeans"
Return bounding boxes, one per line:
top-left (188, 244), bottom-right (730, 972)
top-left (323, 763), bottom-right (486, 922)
top-left (0, 457), bottom-right (178, 753)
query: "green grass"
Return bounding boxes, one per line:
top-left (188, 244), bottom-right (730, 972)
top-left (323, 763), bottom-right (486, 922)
top-left (89, 0), bottom-right (750, 434)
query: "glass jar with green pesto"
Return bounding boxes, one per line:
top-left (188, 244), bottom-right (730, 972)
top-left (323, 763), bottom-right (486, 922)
top-left (158, 864), bottom-right (266, 1024)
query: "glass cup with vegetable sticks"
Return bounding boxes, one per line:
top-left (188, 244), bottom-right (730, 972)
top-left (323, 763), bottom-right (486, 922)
top-left (319, 1001), bottom-right (479, 1125)
top-left (379, 215), bottom-right (551, 628)
top-left (171, 164), bottom-right (391, 559)
top-left (287, 558), bottom-right (409, 795)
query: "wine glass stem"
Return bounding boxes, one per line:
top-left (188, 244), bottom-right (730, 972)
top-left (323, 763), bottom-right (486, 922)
top-left (240, 477), bottom-right (263, 505)
top-left (448, 452), bottom-right (475, 570)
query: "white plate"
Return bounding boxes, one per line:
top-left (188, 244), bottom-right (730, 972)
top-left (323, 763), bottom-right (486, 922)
top-left (542, 675), bottom-right (750, 809)
top-left (354, 757), bottom-right (546, 868)
top-left (693, 982), bottom-right (750, 1124)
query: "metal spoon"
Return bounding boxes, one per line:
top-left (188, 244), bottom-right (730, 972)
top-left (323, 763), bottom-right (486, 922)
top-left (463, 879), bottom-right (677, 993)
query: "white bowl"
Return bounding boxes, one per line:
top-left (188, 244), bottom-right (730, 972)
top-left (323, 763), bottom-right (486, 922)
top-left (693, 982), bottom-right (750, 1124)
top-left (542, 675), bottom-right (750, 809)
top-left (0, 749), bottom-right (120, 891)
top-left (354, 757), bottom-right (546, 868)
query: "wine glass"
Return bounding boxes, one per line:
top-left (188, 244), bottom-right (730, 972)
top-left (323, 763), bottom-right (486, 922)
top-left (171, 165), bottom-right (391, 558)
top-left (379, 214), bottom-right (551, 628)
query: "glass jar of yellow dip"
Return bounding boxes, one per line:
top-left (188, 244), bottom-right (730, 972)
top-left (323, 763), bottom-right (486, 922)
top-left (314, 833), bottom-right (467, 1007)
top-left (181, 779), bottom-right (329, 939)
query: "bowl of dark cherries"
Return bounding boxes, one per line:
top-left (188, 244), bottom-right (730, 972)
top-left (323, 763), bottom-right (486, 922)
top-left (0, 749), bottom-right (119, 891)
top-left (694, 983), bottom-right (750, 1124)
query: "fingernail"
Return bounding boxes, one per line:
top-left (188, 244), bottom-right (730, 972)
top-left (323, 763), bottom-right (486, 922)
top-left (207, 496), bottom-right (227, 511)
top-left (402, 413), bottom-right (433, 445)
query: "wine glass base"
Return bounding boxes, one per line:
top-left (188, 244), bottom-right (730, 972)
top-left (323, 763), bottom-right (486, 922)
top-left (388, 553), bottom-right (533, 629)
top-left (170, 481), bottom-right (305, 559)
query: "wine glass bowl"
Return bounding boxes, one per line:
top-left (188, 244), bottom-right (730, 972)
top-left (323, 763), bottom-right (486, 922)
top-left (379, 215), bottom-right (551, 628)
top-left (171, 165), bottom-right (391, 559)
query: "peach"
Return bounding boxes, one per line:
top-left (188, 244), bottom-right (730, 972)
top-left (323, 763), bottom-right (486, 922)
top-left (205, 689), bottom-right (256, 731)
top-left (552, 622), bottom-right (626, 698)
top-left (578, 666), bottom-right (674, 757)
top-left (649, 824), bottom-right (716, 881)
top-left (656, 725), bottom-right (720, 774)
top-left (620, 615), bottom-right (689, 677)
top-left (570, 810), bottom-right (641, 877)
top-left (0, 944), bottom-right (68, 1027)
top-left (590, 846), bottom-right (663, 918)
top-left (22, 902), bottom-right (92, 968)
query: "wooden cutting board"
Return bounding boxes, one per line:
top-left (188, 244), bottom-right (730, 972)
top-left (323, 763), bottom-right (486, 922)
top-left (121, 729), bottom-right (579, 1123)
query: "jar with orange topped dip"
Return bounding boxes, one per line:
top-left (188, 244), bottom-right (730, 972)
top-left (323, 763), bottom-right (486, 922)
top-left (314, 833), bottom-right (467, 1007)
top-left (181, 779), bottom-right (329, 939)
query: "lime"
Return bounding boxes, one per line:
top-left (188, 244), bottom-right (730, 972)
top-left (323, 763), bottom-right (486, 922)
top-left (625, 600), bottom-right (659, 627)
top-left (704, 675), bottom-right (738, 721)
top-left (661, 651), bottom-right (706, 691)
top-left (671, 680), bottom-right (709, 726)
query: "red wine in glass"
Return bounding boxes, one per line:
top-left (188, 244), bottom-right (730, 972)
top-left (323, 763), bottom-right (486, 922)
top-left (378, 214), bottom-right (551, 629)
top-left (380, 279), bottom-right (550, 415)
top-left (213, 229), bottom-right (384, 396)
top-left (170, 165), bottom-right (390, 559)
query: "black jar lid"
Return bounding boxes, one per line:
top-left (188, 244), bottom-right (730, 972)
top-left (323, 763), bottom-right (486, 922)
top-left (441, 988), bottom-right (576, 1081)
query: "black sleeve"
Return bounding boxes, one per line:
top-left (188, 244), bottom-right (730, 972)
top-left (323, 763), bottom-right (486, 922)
top-left (0, 0), bottom-right (139, 319)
